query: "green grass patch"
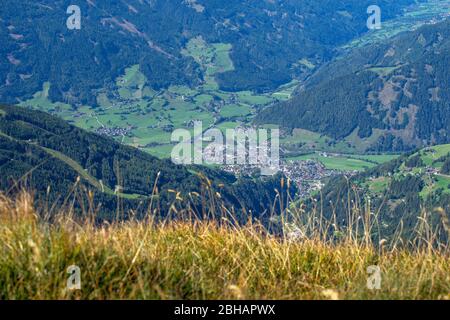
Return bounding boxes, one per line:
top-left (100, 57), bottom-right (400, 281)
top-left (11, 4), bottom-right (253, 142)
top-left (287, 153), bottom-right (376, 171)
top-left (298, 58), bottom-right (315, 70)
top-left (367, 66), bottom-right (402, 77)
top-left (419, 144), bottom-right (450, 167)
top-left (235, 91), bottom-right (274, 106)
top-left (143, 144), bottom-right (175, 159)
top-left (367, 177), bottom-right (390, 194)
top-left (435, 175), bottom-right (450, 193)
top-left (351, 154), bottom-right (400, 164)
top-left (220, 104), bottom-right (252, 118)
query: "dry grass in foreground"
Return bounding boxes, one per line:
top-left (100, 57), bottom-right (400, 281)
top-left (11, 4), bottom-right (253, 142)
top-left (0, 191), bottom-right (449, 300)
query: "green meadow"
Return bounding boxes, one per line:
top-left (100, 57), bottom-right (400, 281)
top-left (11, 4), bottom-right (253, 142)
top-left (19, 38), bottom-right (398, 171)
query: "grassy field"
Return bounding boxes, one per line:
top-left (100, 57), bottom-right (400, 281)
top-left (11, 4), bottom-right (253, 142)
top-left (366, 177), bottom-right (391, 194)
top-left (279, 127), bottom-right (389, 156)
top-left (18, 42), bottom-right (404, 172)
top-left (219, 104), bottom-right (252, 118)
top-left (419, 144), bottom-right (450, 167)
top-left (288, 155), bottom-right (370, 171)
top-left (286, 152), bottom-right (398, 171)
top-left (351, 154), bottom-right (399, 164)
top-left (367, 66), bottom-right (403, 77)
top-left (362, 144), bottom-right (450, 198)
top-left (0, 191), bottom-right (449, 300)
top-left (280, 128), bottom-right (352, 152)
top-left (435, 175), bottom-right (450, 191)
top-left (19, 38), bottom-right (289, 160)
top-left (420, 174), bottom-right (450, 198)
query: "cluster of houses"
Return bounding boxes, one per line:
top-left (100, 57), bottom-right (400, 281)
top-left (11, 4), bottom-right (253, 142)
top-left (222, 158), bottom-right (345, 199)
top-left (96, 126), bottom-right (132, 138)
top-left (280, 160), bottom-right (343, 198)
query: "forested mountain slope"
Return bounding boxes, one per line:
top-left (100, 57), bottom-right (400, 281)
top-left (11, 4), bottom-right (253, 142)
top-left (257, 19), bottom-right (450, 152)
top-left (0, 105), bottom-right (292, 220)
top-left (0, 0), bottom-right (415, 106)
top-left (315, 144), bottom-right (450, 242)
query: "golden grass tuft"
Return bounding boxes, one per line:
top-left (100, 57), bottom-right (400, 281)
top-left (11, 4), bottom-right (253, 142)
top-left (0, 190), bottom-right (449, 300)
